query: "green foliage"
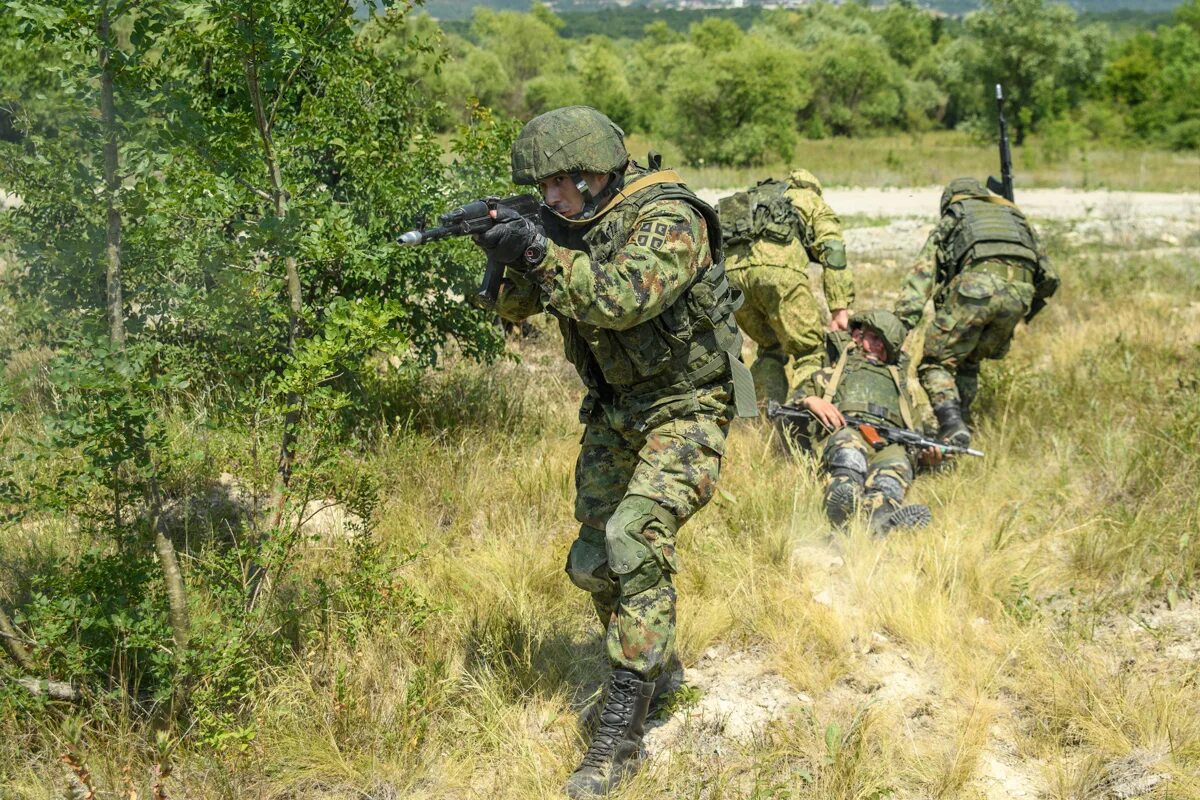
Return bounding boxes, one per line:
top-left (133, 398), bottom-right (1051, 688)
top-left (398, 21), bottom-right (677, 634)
top-left (960, 0), bottom-right (1109, 142)
top-left (15, 548), bottom-right (176, 698)
top-left (0, 0), bottom-right (516, 750)
top-left (663, 33), bottom-right (808, 166)
top-left (375, 0), bottom-right (1199, 163)
top-left (1098, 2), bottom-right (1200, 150)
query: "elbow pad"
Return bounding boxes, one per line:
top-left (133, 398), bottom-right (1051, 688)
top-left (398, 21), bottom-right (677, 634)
top-left (821, 240), bottom-right (847, 270)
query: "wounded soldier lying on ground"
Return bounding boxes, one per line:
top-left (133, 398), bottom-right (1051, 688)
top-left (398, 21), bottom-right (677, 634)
top-left (774, 309), bottom-right (947, 536)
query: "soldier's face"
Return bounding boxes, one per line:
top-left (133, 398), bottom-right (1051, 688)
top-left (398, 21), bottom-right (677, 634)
top-left (853, 328), bottom-right (888, 362)
top-left (538, 172), bottom-right (610, 218)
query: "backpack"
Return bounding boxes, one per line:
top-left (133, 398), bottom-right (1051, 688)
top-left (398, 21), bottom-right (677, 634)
top-left (718, 178), bottom-right (801, 247)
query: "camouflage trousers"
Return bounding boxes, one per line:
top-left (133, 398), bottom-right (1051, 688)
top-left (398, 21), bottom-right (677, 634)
top-left (921, 262), bottom-right (1034, 411)
top-left (728, 265), bottom-right (824, 406)
top-left (820, 427), bottom-right (913, 518)
top-left (566, 405), bottom-right (727, 679)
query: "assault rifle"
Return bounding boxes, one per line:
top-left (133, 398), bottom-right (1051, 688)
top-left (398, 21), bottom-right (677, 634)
top-left (766, 401), bottom-right (985, 458)
top-left (986, 83), bottom-right (1015, 203)
top-left (984, 84), bottom-right (1049, 323)
top-left (398, 194), bottom-right (542, 310)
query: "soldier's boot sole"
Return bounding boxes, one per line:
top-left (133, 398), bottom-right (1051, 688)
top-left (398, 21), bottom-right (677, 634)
top-left (824, 481), bottom-right (861, 527)
top-left (873, 504), bottom-right (932, 537)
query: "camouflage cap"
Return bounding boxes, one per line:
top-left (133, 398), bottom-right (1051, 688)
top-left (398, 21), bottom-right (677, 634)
top-left (940, 177), bottom-right (988, 214)
top-left (850, 309), bottom-right (907, 364)
top-left (511, 106), bottom-right (628, 186)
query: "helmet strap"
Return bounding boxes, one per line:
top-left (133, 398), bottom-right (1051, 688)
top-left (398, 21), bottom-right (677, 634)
top-left (571, 171), bottom-right (595, 217)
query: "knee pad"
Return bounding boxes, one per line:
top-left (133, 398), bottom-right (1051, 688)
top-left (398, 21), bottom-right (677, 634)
top-left (826, 446), bottom-right (868, 480)
top-left (605, 495), bottom-right (678, 597)
top-left (869, 474), bottom-right (906, 505)
top-left (566, 525), bottom-right (614, 594)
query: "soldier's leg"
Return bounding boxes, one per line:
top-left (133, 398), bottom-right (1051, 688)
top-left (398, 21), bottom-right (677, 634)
top-left (606, 416), bottom-right (726, 679)
top-left (863, 445), bottom-right (929, 535)
top-left (732, 268), bottom-right (790, 406)
top-left (956, 366), bottom-right (980, 424)
top-left (569, 418), bottom-right (638, 629)
top-left (820, 427), bottom-right (870, 526)
top-left (760, 267), bottom-right (825, 392)
top-left (921, 271), bottom-right (1005, 445)
top-left (565, 415), bottom-right (724, 798)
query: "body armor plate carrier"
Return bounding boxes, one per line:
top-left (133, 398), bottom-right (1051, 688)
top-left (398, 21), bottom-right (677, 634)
top-left (940, 195), bottom-right (1040, 281)
top-left (543, 167), bottom-right (754, 417)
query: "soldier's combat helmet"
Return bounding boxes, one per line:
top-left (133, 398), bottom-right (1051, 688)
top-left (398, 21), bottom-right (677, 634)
top-left (940, 177), bottom-right (989, 214)
top-left (511, 105), bottom-right (629, 186)
top-left (850, 309), bottom-right (907, 364)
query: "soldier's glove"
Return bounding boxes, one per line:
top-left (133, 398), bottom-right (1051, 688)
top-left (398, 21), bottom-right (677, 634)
top-left (476, 206), bottom-right (546, 269)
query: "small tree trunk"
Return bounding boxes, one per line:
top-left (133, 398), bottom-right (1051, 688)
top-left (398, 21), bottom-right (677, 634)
top-left (243, 50), bottom-right (303, 529)
top-left (0, 605), bottom-right (36, 672)
top-left (145, 477), bottom-right (190, 653)
top-left (98, 2), bottom-right (190, 683)
top-left (99, 1), bottom-right (125, 346)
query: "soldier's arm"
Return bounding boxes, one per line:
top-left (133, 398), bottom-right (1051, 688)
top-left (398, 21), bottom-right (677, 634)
top-left (525, 199), bottom-right (707, 331)
top-left (494, 270), bottom-right (544, 322)
top-left (893, 228), bottom-right (944, 330)
top-left (1034, 251), bottom-right (1060, 300)
top-left (791, 366), bottom-right (833, 405)
top-left (791, 187), bottom-right (854, 312)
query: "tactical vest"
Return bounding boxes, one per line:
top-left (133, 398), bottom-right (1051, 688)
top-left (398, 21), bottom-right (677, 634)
top-left (718, 179), bottom-right (804, 248)
top-left (939, 195), bottom-right (1040, 280)
top-left (542, 167), bottom-right (753, 416)
top-left (822, 346), bottom-right (913, 430)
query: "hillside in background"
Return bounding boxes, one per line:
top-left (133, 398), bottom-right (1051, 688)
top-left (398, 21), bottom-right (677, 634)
top-left (424, 0), bottom-right (1187, 22)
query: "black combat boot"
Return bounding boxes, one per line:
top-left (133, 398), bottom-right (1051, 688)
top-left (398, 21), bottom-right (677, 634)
top-left (824, 473), bottom-right (864, 526)
top-left (870, 503), bottom-right (932, 537)
top-left (565, 669), bottom-right (655, 799)
top-left (933, 402), bottom-right (971, 448)
top-left (580, 656), bottom-right (683, 734)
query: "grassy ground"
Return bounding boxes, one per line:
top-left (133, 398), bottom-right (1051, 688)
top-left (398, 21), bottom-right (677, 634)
top-left (3, 210), bottom-right (1200, 798)
top-left (624, 130), bottom-right (1200, 193)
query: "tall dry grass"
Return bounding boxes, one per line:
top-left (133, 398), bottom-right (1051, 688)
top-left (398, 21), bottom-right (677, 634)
top-left (2, 213), bottom-right (1199, 799)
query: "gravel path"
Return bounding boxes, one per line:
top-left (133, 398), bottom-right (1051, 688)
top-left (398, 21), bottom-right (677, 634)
top-left (697, 186), bottom-right (1200, 221)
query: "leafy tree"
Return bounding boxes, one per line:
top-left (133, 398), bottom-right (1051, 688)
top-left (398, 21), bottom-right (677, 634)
top-left (962, 0), bottom-right (1109, 143)
top-left (870, 0), bottom-right (938, 68)
top-left (663, 35), bottom-right (809, 166)
top-left (1100, 4), bottom-right (1200, 150)
top-left (801, 31), bottom-right (907, 136)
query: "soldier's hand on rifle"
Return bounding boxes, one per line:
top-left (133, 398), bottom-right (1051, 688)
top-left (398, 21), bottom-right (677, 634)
top-left (829, 308), bottom-right (850, 332)
top-left (918, 446), bottom-right (944, 467)
top-left (475, 206), bottom-right (545, 268)
top-left (800, 396), bottom-right (845, 431)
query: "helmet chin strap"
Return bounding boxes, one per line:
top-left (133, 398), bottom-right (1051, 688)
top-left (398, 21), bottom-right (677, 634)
top-left (568, 167), bottom-right (626, 221)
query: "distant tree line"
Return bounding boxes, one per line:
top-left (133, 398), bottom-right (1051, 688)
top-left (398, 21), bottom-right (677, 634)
top-left (380, 0), bottom-right (1200, 165)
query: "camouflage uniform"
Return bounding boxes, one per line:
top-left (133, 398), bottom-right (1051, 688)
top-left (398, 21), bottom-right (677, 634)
top-left (725, 169), bottom-right (855, 405)
top-left (495, 120), bottom-right (753, 681)
top-left (895, 179), bottom-right (1059, 433)
top-left (789, 310), bottom-right (933, 532)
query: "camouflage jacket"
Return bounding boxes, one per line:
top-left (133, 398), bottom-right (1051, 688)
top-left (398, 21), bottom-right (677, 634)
top-left (724, 178), bottom-right (854, 311)
top-left (894, 215), bottom-right (1059, 330)
top-left (495, 165), bottom-right (751, 421)
top-left (794, 338), bottom-right (934, 437)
